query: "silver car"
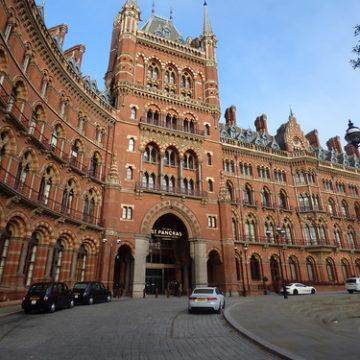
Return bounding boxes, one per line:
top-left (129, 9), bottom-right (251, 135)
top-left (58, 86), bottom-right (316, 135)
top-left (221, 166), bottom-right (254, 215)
top-left (188, 287), bottom-right (225, 314)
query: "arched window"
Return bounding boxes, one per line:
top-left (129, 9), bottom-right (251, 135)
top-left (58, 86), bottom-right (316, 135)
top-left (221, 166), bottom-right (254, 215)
top-left (61, 179), bottom-right (75, 215)
top-left (70, 140), bottom-right (80, 166)
top-left (83, 189), bottom-right (96, 223)
top-left (29, 106), bottom-right (41, 135)
top-left (305, 220), bottom-right (317, 245)
top-left (205, 124), bottom-right (210, 136)
top-left (149, 173), bottom-right (155, 189)
top-left (283, 219), bottom-right (294, 244)
top-left (50, 125), bottom-right (60, 150)
top-left (170, 176), bottom-right (175, 192)
top-left (147, 62), bottom-right (160, 90)
top-left (164, 147), bottom-right (178, 166)
top-left (128, 138), bottom-right (135, 152)
top-left (243, 184), bottom-right (252, 205)
top-left (341, 200), bottom-right (348, 217)
top-left (226, 182), bottom-right (234, 202)
top-left (75, 244), bottom-right (87, 282)
top-left (328, 198), bottom-right (337, 216)
top-left (183, 151), bottom-right (196, 169)
top-left (208, 179), bottom-right (213, 192)
top-left (264, 217), bottom-right (274, 243)
top-left (326, 258), bottom-right (337, 282)
top-left (51, 239), bottom-right (64, 282)
top-left (206, 153), bottom-right (212, 166)
top-left (341, 259), bottom-right (351, 281)
top-left (250, 255), bottom-right (261, 281)
top-left (164, 67), bottom-right (176, 94)
top-left (180, 71), bottom-right (193, 98)
top-left (289, 256), bottom-right (299, 281)
top-left (15, 151), bottom-right (31, 191)
top-left (127, 166), bottom-right (133, 180)
top-left (347, 228), bottom-right (355, 249)
top-left (279, 190), bottom-right (288, 210)
top-left (143, 172), bottom-right (149, 188)
top-left (261, 187), bottom-right (272, 208)
top-left (24, 232), bottom-right (39, 286)
top-left (38, 166), bottom-right (54, 205)
top-left (0, 225), bottom-right (12, 282)
top-left (245, 216), bottom-right (256, 241)
top-left (318, 220), bottom-right (326, 244)
top-left (89, 152), bottom-right (100, 177)
top-left (131, 107), bottom-right (137, 119)
top-left (144, 144), bottom-right (159, 163)
top-left (334, 226), bottom-right (342, 247)
top-left (306, 257), bottom-right (317, 282)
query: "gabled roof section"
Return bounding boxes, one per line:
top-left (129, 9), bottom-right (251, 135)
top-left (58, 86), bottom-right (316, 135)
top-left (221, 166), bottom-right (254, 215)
top-left (140, 14), bottom-right (184, 43)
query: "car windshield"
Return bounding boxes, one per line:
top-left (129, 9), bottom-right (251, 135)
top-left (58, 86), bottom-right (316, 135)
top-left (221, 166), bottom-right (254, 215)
top-left (29, 283), bottom-right (49, 294)
top-left (74, 283), bottom-right (88, 290)
top-left (346, 279), bottom-right (357, 283)
top-left (193, 289), bottom-right (214, 294)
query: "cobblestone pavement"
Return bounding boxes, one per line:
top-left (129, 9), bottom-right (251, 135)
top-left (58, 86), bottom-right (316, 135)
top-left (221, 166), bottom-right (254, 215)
top-left (0, 297), bottom-right (280, 360)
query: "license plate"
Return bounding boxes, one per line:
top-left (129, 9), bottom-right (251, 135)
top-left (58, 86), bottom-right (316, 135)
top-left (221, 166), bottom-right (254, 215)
top-left (75, 295), bottom-right (78, 299)
top-left (31, 300), bottom-right (37, 305)
top-left (197, 298), bottom-right (206, 301)
top-left (348, 284), bottom-right (353, 286)
top-left (30, 297), bottom-right (39, 300)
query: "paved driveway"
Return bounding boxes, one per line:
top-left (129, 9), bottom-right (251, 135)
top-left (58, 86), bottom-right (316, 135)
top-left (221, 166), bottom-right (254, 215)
top-left (0, 297), bottom-right (279, 360)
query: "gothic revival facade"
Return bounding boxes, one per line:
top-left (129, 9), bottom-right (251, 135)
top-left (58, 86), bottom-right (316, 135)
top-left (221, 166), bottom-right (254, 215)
top-left (1, 0), bottom-right (360, 300)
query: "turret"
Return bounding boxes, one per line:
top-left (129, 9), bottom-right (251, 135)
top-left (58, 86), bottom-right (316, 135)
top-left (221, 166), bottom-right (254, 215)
top-left (105, 0), bottom-right (141, 99)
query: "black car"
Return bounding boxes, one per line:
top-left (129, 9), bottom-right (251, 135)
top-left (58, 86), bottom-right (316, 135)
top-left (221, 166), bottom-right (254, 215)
top-left (22, 282), bottom-right (74, 313)
top-left (72, 281), bottom-right (112, 305)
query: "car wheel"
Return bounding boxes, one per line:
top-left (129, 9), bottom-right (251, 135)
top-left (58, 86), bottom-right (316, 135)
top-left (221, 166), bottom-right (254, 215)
top-left (348, 290), bottom-right (354, 294)
top-left (106, 294), bottom-right (112, 302)
top-left (24, 308), bottom-right (31, 314)
top-left (48, 303), bottom-right (56, 313)
top-left (88, 296), bottom-right (94, 305)
top-left (188, 308), bottom-right (192, 314)
top-left (68, 299), bottom-right (74, 308)
top-left (293, 289), bottom-right (298, 295)
top-left (216, 305), bottom-right (222, 314)
top-left (311, 288), bottom-right (316, 295)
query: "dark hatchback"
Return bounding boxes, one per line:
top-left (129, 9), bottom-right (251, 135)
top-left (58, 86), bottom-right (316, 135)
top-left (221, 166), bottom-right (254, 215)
top-left (22, 282), bottom-right (74, 313)
top-left (72, 281), bottom-right (112, 305)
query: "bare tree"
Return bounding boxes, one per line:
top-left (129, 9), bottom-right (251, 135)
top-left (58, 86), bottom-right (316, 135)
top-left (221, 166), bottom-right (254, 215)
top-left (351, 25), bottom-right (360, 69)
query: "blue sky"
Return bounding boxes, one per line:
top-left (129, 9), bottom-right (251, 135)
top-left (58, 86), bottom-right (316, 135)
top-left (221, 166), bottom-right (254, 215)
top-left (39, 0), bottom-right (360, 149)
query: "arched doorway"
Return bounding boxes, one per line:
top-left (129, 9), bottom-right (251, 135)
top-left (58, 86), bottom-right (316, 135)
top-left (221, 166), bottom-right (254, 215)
top-left (145, 214), bottom-right (191, 295)
top-left (113, 245), bottom-right (134, 296)
top-left (207, 250), bottom-right (222, 286)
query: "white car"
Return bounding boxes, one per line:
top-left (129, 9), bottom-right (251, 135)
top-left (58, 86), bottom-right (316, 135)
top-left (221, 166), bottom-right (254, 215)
top-left (345, 277), bottom-right (360, 293)
top-left (286, 283), bottom-right (316, 295)
top-left (188, 287), bottom-right (225, 313)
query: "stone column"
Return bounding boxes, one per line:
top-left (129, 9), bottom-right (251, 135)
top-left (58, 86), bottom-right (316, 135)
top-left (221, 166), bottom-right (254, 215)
top-left (132, 234), bottom-right (150, 297)
top-left (70, 251), bottom-right (77, 281)
top-left (45, 246), bottom-right (54, 279)
top-left (189, 238), bottom-right (207, 287)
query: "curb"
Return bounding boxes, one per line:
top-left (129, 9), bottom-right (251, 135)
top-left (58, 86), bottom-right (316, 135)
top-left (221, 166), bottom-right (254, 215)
top-left (224, 301), bottom-right (306, 360)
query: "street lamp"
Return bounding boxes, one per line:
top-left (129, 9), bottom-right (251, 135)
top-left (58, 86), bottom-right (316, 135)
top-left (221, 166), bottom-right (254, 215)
top-left (266, 227), bottom-right (288, 299)
top-left (345, 120), bottom-right (360, 148)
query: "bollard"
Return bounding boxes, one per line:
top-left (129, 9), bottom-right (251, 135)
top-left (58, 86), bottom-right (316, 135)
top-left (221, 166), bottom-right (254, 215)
top-left (167, 288), bottom-right (170, 298)
top-left (143, 288), bottom-right (146, 298)
top-left (155, 287), bottom-right (158, 298)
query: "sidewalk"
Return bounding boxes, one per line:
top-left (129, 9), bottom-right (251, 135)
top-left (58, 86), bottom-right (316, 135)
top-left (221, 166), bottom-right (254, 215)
top-left (224, 292), bottom-right (360, 360)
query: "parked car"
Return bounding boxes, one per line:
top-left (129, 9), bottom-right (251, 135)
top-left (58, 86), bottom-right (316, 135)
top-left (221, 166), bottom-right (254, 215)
top-left (188, 287), bottom-right (225, 314)
top-left (345, 277), bottom-right (360, 293)
top-left (286, 283), bottom-right (316, 295)
top-left (72, 281), bottom-right (112, 305)
top-left (22, 282), bottom-right (74, 313)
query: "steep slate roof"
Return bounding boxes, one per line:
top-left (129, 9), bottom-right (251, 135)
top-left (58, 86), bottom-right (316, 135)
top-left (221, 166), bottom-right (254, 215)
top-left (140, 14), bottom-right (184, 43)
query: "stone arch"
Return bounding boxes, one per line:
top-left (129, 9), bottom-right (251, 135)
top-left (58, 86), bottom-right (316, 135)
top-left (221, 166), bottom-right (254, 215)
top-left (140, 200), bottom-right (201, 239)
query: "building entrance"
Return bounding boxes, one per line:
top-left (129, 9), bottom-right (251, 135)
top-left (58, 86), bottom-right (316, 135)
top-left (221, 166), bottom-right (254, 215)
top-left (146, 214), bottom-right (191, 295)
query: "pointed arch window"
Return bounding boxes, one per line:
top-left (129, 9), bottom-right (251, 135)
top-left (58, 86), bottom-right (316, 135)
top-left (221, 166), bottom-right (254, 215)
top-left (243, 184), bottom-right (252, 205)
top-left (250, 255), bottom-right (261, 281)
top-left (83, 189), bottom-right (96, 223)
top-left (279, 190), bottom-right (288, 210)
top-left (264, 217), bottom-right (274, 243)
top-left (128, 138), bottom-right (135, 152)
top-left (328, 198), bottom-right (337, 216)
top-left (89, 153), bottom-right (100, 177)
top-left (24, 233), bottom-right (39, 286)
top-left (208, 179), bottom-right (213, 192)
top-left (341, 259), bottom-right (351, 281)
top-left (131, 107), bottom-right (137, 119)
top-left (305, 220), bottom-right (317, 246)
top-left (15, 151), bottom-right (31, 191)
top-left (306, 257), bottom-right (317, 282)
top-left (70, 141), bottom-right (80, 166)
top-left (245, 216), bottom-right (256, 241)
top-left (38, 167), bottom-right (53, 205)
top-left (347, 229), bottom-right (355, 249)
top-left (61, 179), bottom-right (75, 215)
top-left (50, 125), bottom-right (60, 150)
top-left (289, 257), bottom-right (299, 281)
top-left (127, 166), bottom-right (133, 180)
top-left (51, 239), bottom-right (64, 282)
top-left (326, 258), bottom-right (336, 281)
top-left (0, 225), bottom-right (12, 282)
top-left (75, 244), bottom-right (87, 282)
top-left (334, 226), bottom-right (342, 247)
top-left (283, 219), bottom-right (294, 244)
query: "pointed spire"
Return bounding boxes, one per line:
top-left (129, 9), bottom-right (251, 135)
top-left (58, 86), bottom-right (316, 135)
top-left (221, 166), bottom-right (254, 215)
top-left (203, 1), bottom-right (213, 34)
top-left (152, 0), bottom-right (155, 15)
top-left (170, 8), bottom-right (173, 21)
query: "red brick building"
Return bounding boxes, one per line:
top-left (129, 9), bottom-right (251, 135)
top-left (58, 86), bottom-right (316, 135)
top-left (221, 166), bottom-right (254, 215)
top-left (1, 0), bottom-right (360, 300)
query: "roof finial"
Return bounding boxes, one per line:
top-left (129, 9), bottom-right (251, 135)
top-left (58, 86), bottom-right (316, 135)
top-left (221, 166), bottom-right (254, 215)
top-left (289, 106), bottom-right (294, 117)
top-left (152, 0), bottom-right (155, 15)
top-left (170, 7), bottom-right (173, 21)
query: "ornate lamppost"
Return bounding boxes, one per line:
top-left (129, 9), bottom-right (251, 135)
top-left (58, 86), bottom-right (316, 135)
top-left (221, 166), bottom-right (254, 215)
top-left (345, 120), bottom-right (360, 148)
top-left (266, 227), bottom-right (288, 299)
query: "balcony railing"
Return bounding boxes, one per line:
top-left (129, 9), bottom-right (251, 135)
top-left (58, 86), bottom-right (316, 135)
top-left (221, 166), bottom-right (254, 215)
top-left (139, 116), bottom-right (205, 136)
top-left (135, 182), bottom-right (208, 198)
top-left (0, 165), bottom-right (103, 227)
